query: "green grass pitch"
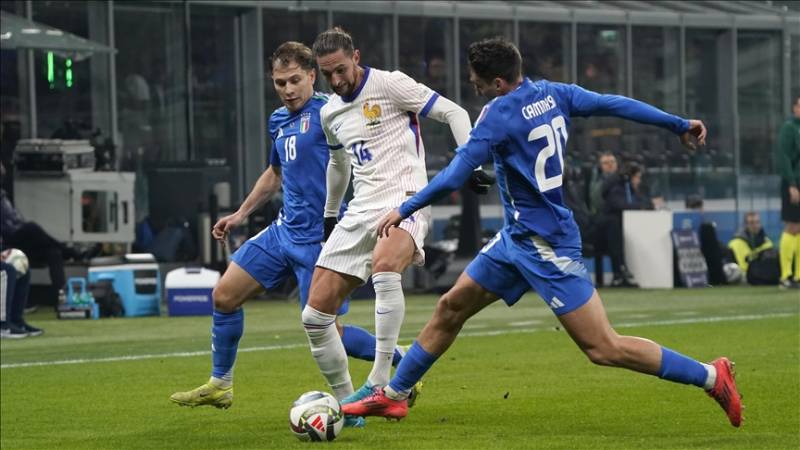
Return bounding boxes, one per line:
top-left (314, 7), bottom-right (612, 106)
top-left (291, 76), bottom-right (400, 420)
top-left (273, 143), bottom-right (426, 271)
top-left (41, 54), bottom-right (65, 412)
top-left (2, 286), bottom-right (798, 449)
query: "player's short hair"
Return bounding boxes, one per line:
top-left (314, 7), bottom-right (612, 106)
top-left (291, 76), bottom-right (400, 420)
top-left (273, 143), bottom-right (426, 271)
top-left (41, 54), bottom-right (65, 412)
top-left (744, 211), bottom-right (760, 222)
top-left (271, 41), bottom-right (314, 71)
top-left (312, 27), bottom-right (354, 58)
top-left (467, 37), bottom-right (522, 84)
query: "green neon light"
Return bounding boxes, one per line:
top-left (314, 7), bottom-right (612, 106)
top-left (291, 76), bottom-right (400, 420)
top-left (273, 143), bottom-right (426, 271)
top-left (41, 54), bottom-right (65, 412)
top-left (66, 59), bottom-right (72, 68)
top-left (66, 68), bottom-right (73, 87)
top-left (47, 51), bottom-right (54, 87)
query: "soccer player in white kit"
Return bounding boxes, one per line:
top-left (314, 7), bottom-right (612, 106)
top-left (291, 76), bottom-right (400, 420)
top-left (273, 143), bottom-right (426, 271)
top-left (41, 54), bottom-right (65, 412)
top-left (300, 27), bottom-right (487, 407)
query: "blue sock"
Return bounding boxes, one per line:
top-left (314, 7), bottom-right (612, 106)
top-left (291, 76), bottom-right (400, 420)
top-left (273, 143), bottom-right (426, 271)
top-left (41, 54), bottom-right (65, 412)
top-left (211, 309), bottom-right (244, 381)
top-left (341, 325), bottom-right (403, 367)
top-left (389, 341), bottom-right (438, 393)
top-left (657, 347), bottom-right (708, 387)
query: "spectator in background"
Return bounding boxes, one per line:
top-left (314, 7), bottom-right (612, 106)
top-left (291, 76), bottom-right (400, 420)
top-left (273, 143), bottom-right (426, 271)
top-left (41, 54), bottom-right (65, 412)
top-left (728, 212), bottom-right (773, 274)
top-left (601, 162), bottom-right (653, 287)
top-left (588, 151), bottom-right (618, 215)
top-left (585, 151), bottom-right (618, 286)
top-left (0, 163), bottom-right (82, 304)
top-left (1, 250), bottom-right (43, 339)
top-left (776, 96), bottom-right (800, 290)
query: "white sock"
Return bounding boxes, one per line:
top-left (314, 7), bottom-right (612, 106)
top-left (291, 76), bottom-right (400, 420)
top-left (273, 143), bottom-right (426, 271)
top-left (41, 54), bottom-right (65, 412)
top-left (702, 363), bottom-right (717, 390)
top-left (383, 384), bottom-right (409, 401)
top-left (301, 305), bottom-right (353, 400)
top-left (367, 272), bottom-right (405, 387)
top-left (209, 375), bottom-right (232, 389)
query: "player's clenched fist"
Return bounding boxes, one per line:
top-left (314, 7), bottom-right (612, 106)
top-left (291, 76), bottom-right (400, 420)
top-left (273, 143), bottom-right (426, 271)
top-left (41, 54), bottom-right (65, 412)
top-left (212, 213), bottom-right (243, 244)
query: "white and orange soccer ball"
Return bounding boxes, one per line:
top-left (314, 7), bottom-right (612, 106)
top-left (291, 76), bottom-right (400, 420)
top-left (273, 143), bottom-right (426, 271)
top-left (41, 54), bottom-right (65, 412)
top-left (289, 391), bottom-right (344, 442)
top-left (1, 248), bottom-right (29, 278)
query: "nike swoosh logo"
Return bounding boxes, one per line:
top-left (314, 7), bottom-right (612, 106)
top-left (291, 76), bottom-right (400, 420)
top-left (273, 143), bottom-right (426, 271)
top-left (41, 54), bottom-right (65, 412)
top-left (376, 309), bottom-right (393, 315)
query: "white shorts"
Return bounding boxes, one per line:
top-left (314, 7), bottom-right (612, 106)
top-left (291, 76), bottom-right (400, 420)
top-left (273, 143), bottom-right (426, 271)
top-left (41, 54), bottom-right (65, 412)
top-left (317, 206), bottom-right (430, 283)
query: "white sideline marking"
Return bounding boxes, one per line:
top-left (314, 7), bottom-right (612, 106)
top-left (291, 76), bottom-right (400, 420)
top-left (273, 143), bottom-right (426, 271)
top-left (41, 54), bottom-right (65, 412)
top-left (1, 312), bottom-right (795, 370)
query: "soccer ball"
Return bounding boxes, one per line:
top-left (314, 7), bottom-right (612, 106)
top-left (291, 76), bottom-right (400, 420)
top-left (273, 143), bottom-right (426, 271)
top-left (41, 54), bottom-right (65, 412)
top-left (1, 249), bottom-right (29, 278)
top-left (723, 262), bottom-right (744, 284)
top-left (289, 391), bottom-right (344, 442)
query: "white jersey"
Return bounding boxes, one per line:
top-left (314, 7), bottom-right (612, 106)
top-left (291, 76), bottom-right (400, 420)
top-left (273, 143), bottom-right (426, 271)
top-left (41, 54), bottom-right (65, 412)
top-left (321, 67), bottom-right (439, 213)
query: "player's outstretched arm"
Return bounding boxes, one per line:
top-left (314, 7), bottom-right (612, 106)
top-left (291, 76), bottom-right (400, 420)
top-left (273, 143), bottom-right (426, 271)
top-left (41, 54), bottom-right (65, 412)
top-left (213, 166), bottom-right (281, 243)
top-left (377, 147), bottom-right (487, 239)
top-left (561, 83), bottom-right (702, 144)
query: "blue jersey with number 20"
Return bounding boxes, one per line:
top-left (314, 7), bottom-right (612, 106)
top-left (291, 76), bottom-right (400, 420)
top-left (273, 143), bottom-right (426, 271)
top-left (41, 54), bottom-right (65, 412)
top-left (400, 78), bottom-right (689, 248)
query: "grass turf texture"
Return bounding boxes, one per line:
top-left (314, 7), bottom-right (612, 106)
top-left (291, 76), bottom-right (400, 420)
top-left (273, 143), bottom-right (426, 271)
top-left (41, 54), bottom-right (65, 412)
top-left (2, 286), bottom-right (798, 449)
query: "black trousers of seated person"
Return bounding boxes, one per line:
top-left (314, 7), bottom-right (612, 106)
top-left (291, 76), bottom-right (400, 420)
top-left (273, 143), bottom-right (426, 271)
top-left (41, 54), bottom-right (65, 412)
top-left (4, 222), bottom-right (71, 291)
top-left (595, 214), bottom-right (626, 279)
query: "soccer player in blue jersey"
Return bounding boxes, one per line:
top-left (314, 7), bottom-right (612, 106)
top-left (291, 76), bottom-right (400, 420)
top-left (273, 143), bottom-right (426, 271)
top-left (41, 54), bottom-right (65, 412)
top-left (169, 43), bottom-right (399, 422)
top-left (343, 38), bottom-right (743, 428)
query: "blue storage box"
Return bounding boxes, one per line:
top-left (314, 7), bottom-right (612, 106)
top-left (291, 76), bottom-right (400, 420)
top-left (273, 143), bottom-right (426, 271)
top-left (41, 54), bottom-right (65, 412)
top-left (88, 254), bottom-right (161, 317)
top-left (165, 267), bottom-right (220, 316)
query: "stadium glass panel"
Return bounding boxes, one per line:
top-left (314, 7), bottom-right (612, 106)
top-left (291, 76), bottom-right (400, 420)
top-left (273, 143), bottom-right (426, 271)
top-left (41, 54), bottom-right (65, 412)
top-left (459, 19), bottom-right (513, 208)
top-left (0, 0), bottom-right (22, 13)
top-left (519, 22), bottom-right (571, 84)
top-left (31, 1), bottom-right (94, 140)
top-left (262, 7), bottom-right (327, 113)
top-left (627, 26), bottom-right (682, 203)
top-left (331, 12), bottom-right (394, 70)
top-left (0, 1), bottom-right (26, 147)
top-left (114, 1), bottom-right (189, 166)
top-left (398, 16), bottom-right (456, 176)
top-left (793, 34), bottom-right (800, 101)
top-left (569, 24), bottom-right (628, 197)
top-left (737, 30), bottom-right (782, 176)
top-left (684, 28), bottom-right (735, 200)
top-left (459, 19), bottom-right (513, 122)
top-left (189, 5), bottom-right (240, 164)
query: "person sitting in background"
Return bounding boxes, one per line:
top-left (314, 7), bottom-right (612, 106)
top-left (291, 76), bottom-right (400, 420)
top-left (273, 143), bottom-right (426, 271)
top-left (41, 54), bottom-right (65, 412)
top-left (600, 162), bottom-right (652, 287)
top-left (1, 249), bottom-right (43, 339)
top-left (0, 163), bottom-right (76, 304)
top-left (728, 212), bottom-right (773, 273)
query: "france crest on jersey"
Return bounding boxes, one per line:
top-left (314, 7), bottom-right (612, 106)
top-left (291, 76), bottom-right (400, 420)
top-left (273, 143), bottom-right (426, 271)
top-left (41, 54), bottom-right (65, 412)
top-left (267, 94), bottom-right (330, 244)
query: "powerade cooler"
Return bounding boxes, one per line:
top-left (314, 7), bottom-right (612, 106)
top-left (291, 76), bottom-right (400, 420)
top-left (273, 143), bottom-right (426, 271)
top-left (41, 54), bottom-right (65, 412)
top-left (87, 254), bottom-right (161, 317)
top-left (165, 267), bottom-right (220, 316)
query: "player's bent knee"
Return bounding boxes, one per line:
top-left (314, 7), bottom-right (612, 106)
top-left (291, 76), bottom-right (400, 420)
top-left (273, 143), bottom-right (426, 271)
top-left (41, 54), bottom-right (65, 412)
top-left (301, 305), bottom-right (318, 328)
top-left (212, 285), bottom-right (240, 313)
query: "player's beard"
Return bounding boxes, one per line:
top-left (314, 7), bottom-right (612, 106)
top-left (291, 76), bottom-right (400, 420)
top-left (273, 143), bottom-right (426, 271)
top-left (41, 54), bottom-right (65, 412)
top-left (333, 66), bottom-right (358, 97)
top-left (333, 80), bottom-right (354, 97)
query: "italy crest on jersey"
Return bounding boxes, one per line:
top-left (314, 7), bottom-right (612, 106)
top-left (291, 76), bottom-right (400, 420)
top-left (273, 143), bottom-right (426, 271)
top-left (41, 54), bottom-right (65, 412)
top-left (300, 113), bottom-right (311, 133)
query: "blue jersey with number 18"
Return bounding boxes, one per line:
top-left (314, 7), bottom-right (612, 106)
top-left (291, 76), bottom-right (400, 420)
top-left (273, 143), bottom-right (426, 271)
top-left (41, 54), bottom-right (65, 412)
top-left (267, 93), bottom-right (330, 244)
top-left (411, 78), bottom-right (689, 248)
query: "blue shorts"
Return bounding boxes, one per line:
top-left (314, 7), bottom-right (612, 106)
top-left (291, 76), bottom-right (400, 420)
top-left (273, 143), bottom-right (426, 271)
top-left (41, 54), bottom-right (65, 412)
top-left (231, 224), bottom-right (349, 315)
top-left (465, 229), bottom-right (593, 316)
